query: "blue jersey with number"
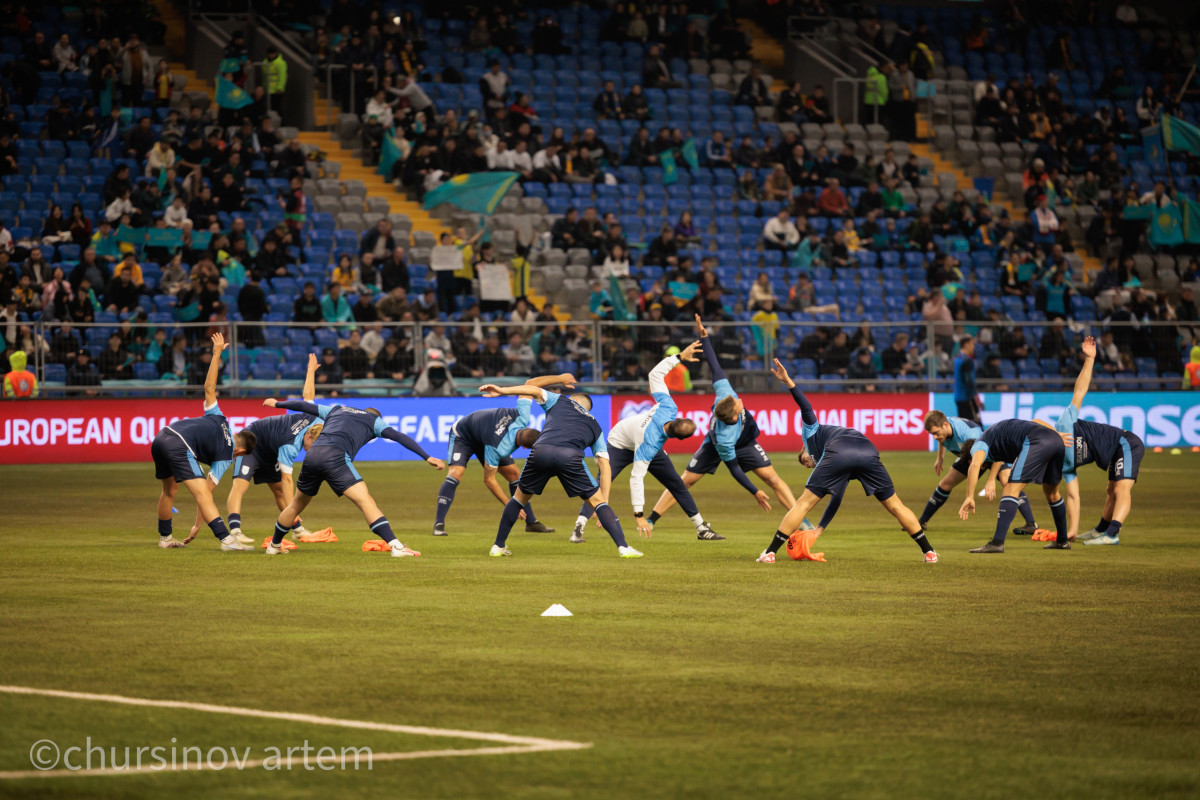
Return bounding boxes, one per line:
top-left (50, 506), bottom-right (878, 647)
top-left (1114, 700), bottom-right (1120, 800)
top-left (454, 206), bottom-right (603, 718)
top-left (246, 412), bottom-right (320, 472)
top-left (310, 404), bottom-right (387, 457)
top-left (167, 402), bottom-right (235, 481)
top-left (454, 398), bottom-right (533, 466)
top-left (535, 391), bottom-right (607, 456)
top-left (969, 418), bottom-right (1038, 464)
top-left (1055, 404), bottom-right (1126, 482)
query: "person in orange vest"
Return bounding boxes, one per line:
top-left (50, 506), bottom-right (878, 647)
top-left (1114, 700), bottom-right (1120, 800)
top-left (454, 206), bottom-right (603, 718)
top-left (662, 345), bottom-right (693, 392)
top-left (1187, 345), bottom-right (1200, 389)
top-left (2, 350), bottom-right (38, 398)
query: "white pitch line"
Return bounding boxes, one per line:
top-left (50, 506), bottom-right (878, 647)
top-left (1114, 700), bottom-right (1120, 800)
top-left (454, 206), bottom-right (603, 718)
top-left (0, 685), bottom-right (591, 779)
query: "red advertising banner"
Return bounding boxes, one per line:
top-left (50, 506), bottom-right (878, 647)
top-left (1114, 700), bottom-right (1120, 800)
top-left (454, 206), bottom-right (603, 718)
top-left (0, 399), bottom-right (278, 465)
top-left (610, 393), bottom-right (931, 453)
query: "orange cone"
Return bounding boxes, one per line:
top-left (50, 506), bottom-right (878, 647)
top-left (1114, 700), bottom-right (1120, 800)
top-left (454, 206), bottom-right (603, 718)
top-left (260, 537), bottom-right (298, 550)
top-left (786, 531), bottom-right (827, 562)
top-left (298, 527), bottom-right (338, 543)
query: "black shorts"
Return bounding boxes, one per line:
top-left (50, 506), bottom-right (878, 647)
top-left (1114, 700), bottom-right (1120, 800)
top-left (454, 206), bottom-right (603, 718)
top-left (1008, 426), bottom-right (1065, 486)
top-left (951, 452), bottom-right (995, 477)
top-left (956, 398), bottom-right (980, 424)
top-left (233, 450), bottom-right (282, 485)
top-left (296, 445), bottom-right (362, 497)
top-left (806, 438), bottom-right (896, 501)
top-left (446, 429), bottom-right (515, 469)
top-left (151, 431), bottom-right (205, 483)
top-left (518, 444), bottom-right (599, 499)
top-left (1109, 432), bottom-right (1144, 482)
top-left (686, 439), bottom-right (772, 475)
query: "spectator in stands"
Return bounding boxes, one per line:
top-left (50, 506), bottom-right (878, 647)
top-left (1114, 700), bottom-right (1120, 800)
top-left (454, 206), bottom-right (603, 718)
top-left (40, 267), bottom-right (72, 323)
top-left (777, 81), bottom-right (805, 124)
top-left (736, 67), bottom-right (771, 107)
top-left (120, 34), bottom-right (153, 107)
top-left (642, 43), bottom-right (681, 89)
top-left (922, 291), bottom-right (954, 354)
top-left (315, 347), bottom-right (344, 391)
top-left (762, 209), bottom-right (800, 254)
top-left (999, 326), bottom-right (1031, 362)
top-left (161, 196), bottom-right (188, 229)
top-left (339, 330), bottom-right (372, 379)
top-left (600, 244), bottom-right (631, 279)
top-left (593, 80), bottom-right (624, 120)
top-left (1042, 270), bottom-right (1073, 321)
top-left (479, 60), bottom-right (510, 119)
top-left (321, 283), bottom-right (354, 330)
top-left (880, 332), bottom-right (911, 376)
top-left (103, 267), bottom-right (139, 315)
top-left (0, 134), bottom-right (17, 177)
top-left (701, 130), bottom-right (732, 168)
top-left (847, 347), bottom-right (877, 390)
top-left (67, 278), bottom-right (97, 324)
top-left (509, 297), bottom-right (538, 337)
top-left (504, 331), bottom-right (535, 374)
top-left (748, 272), bottom-right (778, 311)
top-left (375, 337), bottom-right (411, 382)
top-left (68, 349), bottom-right (100, 389)
top-left (816, 178), bottom-right (851, 217)
top-left (98, 332), bottom-right (133, 380)
top-left (763, 164), bottom-right (793, 202)
top-left (646, 225), bottom-right (680, 267)
top-left (377, 286), bottom-right (411, 322)
top-left (49, 321), bottom-right (81, 365)
top-left (292, 281), bottom-right (322, 323)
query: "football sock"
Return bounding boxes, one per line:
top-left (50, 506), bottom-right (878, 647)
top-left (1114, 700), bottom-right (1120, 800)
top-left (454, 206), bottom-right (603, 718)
top-left (508, 480), bottom-right (540, 524)
top-left (1017, 492), bottom-right (1036, 525)
top-left (208, 517), bottom-right (229, 540)
top-left (1105, 520), bottom-right (1123, 538)
top-left (158, 518), bottom-right (172, 537)
top-left (767, 530), bottom-right (789, 555)
top-left (228, 513), bottom-right (241, 531)
top-left (1096, 516), bottom-right (1111, 533)
top-left (272, 522), bottom-right (289, 546)
top-left (495, 498), bottom-right (523, 548)
top-left (910, 529), bottom-right (934, 554)
top-left (677, 491), bottom-right (700, 518)
top-left (369, 516), bottom-right (396, 544)
top-left (578, 504), bottom-right (595, 521)
top-left (992, 497), bottom-right (1020, 545)
top-left (290, 519), bottom-right (303, 530)
top-left (920, 487), bottom-right (951, 524)
top-left (648, 510), bottom-right (662, 525)
top-left (1049, 498), bottom-right (1068, 544)
top-left (594, 503), bottom-right (628, 548)
top-left (689, 513), bottom-right (706, 530)
top-left (435, 476), bottom-right (459, 526)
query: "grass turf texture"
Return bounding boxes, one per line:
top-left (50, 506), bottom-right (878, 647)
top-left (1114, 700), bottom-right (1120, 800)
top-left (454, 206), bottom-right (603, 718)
top-left (1, 452), bottom-right (1198, 799)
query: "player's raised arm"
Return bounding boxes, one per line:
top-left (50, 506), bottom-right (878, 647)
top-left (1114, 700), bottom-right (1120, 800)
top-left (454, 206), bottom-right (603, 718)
top-left (1070, 336), bottom-right (1097, 410)
top-left (696, 315), bottom-right (731, 386)
top-left (378, 425), bottom-right (445, 470)
top-left (302, 352), bottom-right (319, 401)
top-left (480, 383), bottom-right (553, 400)
top-left (772, 358), bottom-right (817, 425)
top-left (265, 397), bottom-right (326, 417)
top-left (204, 332), bottom-right (230, 408)
top-left (527, 372), bottom-right (577, 390)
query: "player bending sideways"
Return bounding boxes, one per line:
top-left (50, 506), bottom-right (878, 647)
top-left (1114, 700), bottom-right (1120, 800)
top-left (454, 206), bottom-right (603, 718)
top-left (261, 399), bottom-right (445, 557)
top-left (756, 359), bottom-right (939, 564)
top-left (189, 353), bottom-right (323, 545)
top-left (919, 410), bottom-right (1039, 535)
top-left (1037, 336), bottom-right (1144, 546)
top-left (957, 419), bottom-right (1070, 552)
top-left (571, 341), bottom-right (723, 543)
top-left (433, 374), bottom-right (567, 536)
top-left (480, 376), bottom-right (642, 558)
top-left (151, 332), bottom-right (256, 550)
top-left (650, 315), bottom-right (809, 528)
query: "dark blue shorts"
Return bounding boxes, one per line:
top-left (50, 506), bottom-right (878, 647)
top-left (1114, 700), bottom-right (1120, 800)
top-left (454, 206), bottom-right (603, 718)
top-left (1008, 427), bottom-right (1065, 486)
top-left (446, 429), bottom-right (515, 469)
top-left (233, 450), bottom-right (282, 485)
top-left (518, 444), bottom-right (599, 499)
top-left (296, 445), bottom-right (363, 497)
top-left (952, 452), bottom-right (994, 477)
top-left (1109, 432), bottom-right (1144, 482)
top-left (151, 431), bottom-right (205, 483)
top-left (806, 439), bottom-right (896, 501)
top-left (686, 438), bottom-right (772, 475)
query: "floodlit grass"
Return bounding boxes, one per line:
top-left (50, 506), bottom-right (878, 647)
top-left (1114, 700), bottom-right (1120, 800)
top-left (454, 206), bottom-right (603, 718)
top-left (1, 453), bottom-right (1198, 799)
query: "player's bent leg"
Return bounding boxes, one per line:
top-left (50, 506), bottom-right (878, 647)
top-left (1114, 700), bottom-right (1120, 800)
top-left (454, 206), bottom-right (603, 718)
top-left (584, 493), bottom-right (641, 557)
top-left (434, 464), bottom-right (468, 536)
top-left (1042, 483), bottom-right (1071, 549)
top-left (755, 466), bottom-right (797, 508)
top-left (268, 493), bottom-right (313, 554)
top-left (500, 463), bottom-right (550, 532)
top-left (919, 469), bottom-right (964, 527)
top-left (1087, 480), bottom-right (1132, 546)
top-left (181, 478), bottom-right (248, 551)
top-left (879, 492), bottom-right (938, 561)
top-left (343, 482), bottom-right (420, 558)
top-left (758, 490), bottom-right (822, 563)
top-left (650, 457), bottom-right (721, 540)
top-left (492, 487), bottom-right (536, 556)
top-left (224, 479), bottom-right (255, 544)
top-left (971, 481), bottom-right (1027, 554)
top-left (650, 471), bottom-right (703, 520)
top-left (157, 478), bottom-right (185, 548)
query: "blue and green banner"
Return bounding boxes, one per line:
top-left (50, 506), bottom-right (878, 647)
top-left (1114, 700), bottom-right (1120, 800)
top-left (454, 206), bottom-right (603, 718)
top-left (1162, 114), bottom-right (1200, 156)
top-left (422, 172), bottom-right (518, 214)
top-left (216, 77), bottom-right (253, 110)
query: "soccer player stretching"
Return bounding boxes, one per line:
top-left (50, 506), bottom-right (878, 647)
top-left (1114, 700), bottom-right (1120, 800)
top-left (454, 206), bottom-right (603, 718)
top-left (958, 420), bottom-right (1070, 552)
top-left (1040, 336), bottom-right (1144, 546)
top-left (261, 399), bottom-right (445, 557)
top-left (189, 353), bottom-right (323, 545)
top-left (650, 314), bottom-right (802, 525)
top-left (918, 410), bottom-right (1039, 535)
top-left (433, 374), bottom-right (565, 536)
top-left (756, 359), bottom-right (938, 564)
top-left (480, 376), bottom-right (642, 558)
top-left (150, 332), bottom-right (256, 550)
top-left (571, 341), bottom-right (724, 543)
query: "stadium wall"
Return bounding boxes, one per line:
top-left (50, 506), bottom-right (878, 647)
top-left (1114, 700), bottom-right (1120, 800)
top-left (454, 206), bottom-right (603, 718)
top-left (3, 394), bottom-right (1198, 464)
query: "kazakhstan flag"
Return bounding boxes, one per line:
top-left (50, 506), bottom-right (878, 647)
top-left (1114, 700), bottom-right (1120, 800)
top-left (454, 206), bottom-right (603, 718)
top-left (422, 172), bottom-right (518, 214)
top-left (216, 77), bottom-right (253, 110)
top-left (1162, 114), bottom-right (1200, 156)
top-left (1149, 202), bottom-right (1184, 247)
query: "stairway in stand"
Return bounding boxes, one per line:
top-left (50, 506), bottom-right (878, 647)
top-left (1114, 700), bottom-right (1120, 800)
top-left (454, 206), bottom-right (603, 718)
top-left (913, 116), bottom-right (1102, 283)
top-left (741, 19), bottom-right (787, 92)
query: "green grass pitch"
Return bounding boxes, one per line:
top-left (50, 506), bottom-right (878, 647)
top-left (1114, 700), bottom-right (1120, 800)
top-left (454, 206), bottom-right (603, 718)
top-left (1, 452), bottom-right (1198, 799)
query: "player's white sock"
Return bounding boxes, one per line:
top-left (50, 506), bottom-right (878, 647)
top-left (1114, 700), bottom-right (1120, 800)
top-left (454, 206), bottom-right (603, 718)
top-left (574, 514), bottom-right (589, 529)
top-left (390, 540), bottom-right (405, 550)
top-left (689, 513), bottom-right (706, 530)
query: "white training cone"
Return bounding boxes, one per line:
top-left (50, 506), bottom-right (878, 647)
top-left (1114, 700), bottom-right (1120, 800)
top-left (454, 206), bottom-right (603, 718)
top-left (541, 604), bottom-right (573, 617)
